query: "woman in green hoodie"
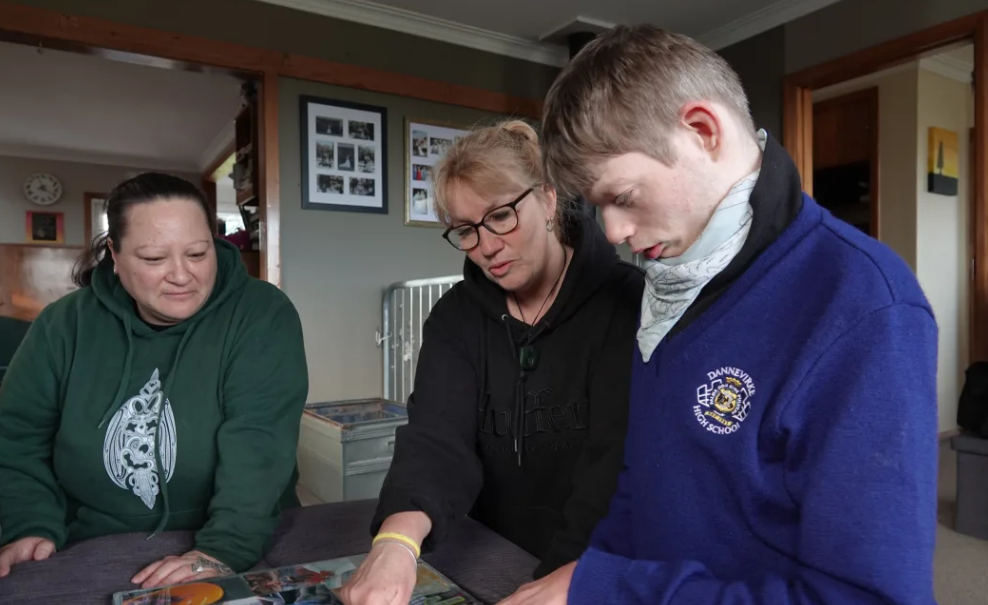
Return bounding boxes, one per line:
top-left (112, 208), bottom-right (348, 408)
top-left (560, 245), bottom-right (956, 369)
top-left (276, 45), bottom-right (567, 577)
top-left (0, 173), bottom-right (309, 589)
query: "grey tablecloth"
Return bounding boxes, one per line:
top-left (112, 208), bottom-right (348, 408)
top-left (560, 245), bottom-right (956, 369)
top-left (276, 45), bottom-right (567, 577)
top-left (0, 499), bottom-right (538, 604)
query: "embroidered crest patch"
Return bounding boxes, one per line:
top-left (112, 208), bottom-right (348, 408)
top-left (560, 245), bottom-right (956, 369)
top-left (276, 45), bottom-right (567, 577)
top-left (694, 367), bottom-right (755, 435)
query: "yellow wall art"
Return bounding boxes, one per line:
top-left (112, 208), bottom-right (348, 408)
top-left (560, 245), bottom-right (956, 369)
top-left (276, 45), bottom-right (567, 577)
top-left (928, 126), bottom-right (959, 196)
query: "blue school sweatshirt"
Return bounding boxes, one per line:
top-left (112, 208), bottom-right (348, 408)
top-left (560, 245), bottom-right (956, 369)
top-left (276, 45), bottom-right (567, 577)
top-left (570, 194), bottom-right (939, 605)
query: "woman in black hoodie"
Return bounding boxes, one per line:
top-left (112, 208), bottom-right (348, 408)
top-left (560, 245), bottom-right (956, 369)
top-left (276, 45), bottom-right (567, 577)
top-left (340, 120), bottom-right (643, 605)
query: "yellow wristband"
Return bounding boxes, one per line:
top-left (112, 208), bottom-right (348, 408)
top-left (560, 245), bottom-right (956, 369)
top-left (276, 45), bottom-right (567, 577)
top-left (373, 532), bottom-right (421, 558)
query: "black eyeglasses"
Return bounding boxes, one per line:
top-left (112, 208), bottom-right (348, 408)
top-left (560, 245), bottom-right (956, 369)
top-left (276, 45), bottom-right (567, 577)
top-left (442, 188), bottom-right (534, 251)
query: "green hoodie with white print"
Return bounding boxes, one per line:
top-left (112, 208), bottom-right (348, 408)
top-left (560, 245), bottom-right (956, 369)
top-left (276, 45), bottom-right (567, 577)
top-left (0, 238), bottom-right (308, 572)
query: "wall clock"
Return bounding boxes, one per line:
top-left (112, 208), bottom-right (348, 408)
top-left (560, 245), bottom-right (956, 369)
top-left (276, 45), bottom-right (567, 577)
top-left (23, 172), bottom-right (63, 206)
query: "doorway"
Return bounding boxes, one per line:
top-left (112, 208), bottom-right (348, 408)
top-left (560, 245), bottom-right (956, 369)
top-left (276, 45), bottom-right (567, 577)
top-left (0, 37), bottom-right (267, 319)
top-left (810, 87), bottom-right (879, 238)
top-left (783, 12), bottom-right (987, 365)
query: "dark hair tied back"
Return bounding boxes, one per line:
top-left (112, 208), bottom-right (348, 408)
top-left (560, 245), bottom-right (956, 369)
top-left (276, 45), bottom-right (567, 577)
top-left (72, 173), bottom-right (215, 287)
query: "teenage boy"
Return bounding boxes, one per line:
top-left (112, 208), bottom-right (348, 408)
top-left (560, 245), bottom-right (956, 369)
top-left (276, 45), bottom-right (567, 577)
top-left (498, 25), bottom-right (939, 605)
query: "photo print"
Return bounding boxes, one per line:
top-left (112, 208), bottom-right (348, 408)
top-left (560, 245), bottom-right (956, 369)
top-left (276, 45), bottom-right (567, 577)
top-left (317, 175), bottom-right (344, 195)
top-left (351, 178), bottom-right (375, 197)
top-left (429, 137), bottom-right (452, 157)
top-left (301, 95), bottom-right (387, 213)
top-left (26, 210), bottom-right (64, 244)
top-left (412, 188), bottom-right (429, 216)
top-left (112, 556), bottom-right (480, 605)
top-left (349, 120), bottom-right (375, 141)
top-left (412, 164), bottom-right (431, 182)
top-left (316, 142), bottom-right (334, 169)
top-left (338, 144), bottom-right (355, 172)
top-left (405, 118), bottom-right (470, 226)
top-left (412, 130), bottom-right (428, 157)
top-left (315, 117), bottom-right (343, 137)
top-left (358, 145), bottom-right (376, 173)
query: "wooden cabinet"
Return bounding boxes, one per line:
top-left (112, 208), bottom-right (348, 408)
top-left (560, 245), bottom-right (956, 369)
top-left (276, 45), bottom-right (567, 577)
top-left (813, 88), bottom-right (877, 170)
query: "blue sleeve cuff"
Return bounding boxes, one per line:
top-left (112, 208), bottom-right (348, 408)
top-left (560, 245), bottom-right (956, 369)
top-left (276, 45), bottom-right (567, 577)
top-left (568, 547), bottom-right (632, 605)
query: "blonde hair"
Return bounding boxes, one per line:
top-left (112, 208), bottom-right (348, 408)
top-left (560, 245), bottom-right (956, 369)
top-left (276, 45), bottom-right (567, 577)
top-left (432, 120), bottom-right (552, 226)
top-left (541, 25), bottom-right (756, 199)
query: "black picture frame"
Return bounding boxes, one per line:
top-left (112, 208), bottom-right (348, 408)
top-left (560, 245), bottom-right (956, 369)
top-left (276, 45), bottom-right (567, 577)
top-left (300, 95), bottom-right (388, 214)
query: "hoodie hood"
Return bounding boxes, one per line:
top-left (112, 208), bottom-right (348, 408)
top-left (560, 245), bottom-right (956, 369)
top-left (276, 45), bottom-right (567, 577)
top-left (89, 237), bottom-right (248, 539)
top-left (461, 210), bottom-right (621, 335)
top-left (460, 210), bottom-right (625, 466)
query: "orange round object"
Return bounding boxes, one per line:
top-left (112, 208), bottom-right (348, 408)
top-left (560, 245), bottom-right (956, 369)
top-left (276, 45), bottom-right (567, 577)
top-left (168, 583), bottom-right (225, 605)
top-left (127, 582), bottom-right (225, 605)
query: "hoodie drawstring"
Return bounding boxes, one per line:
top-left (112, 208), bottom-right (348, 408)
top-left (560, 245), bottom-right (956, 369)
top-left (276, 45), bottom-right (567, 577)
top-left (501, 315), bottom-right (548, 467)
top-left (501, 316), bottom-right (525, 466)
top-left (95, 311), bottom-right (197, 541)
top-left (147, 327), bottom-right (195, 540)
top-left (98, 314), bottom-right (135, 431)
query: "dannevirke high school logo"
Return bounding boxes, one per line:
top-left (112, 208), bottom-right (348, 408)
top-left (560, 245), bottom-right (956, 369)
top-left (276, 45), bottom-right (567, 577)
top-left (694, 366), bottom-right (755, 435)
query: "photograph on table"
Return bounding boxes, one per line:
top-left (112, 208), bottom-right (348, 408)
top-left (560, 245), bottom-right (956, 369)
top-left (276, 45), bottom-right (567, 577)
top-left (113, 555), bottom-right (479, 605)
top-left (116, 576), bottom-right (254, 605)
top-left (244, 560), bottom-right (355, 595)
top-left (301, 95), bottom-right (387, 214)
top-left (404, 118), bottom-right (471, 227)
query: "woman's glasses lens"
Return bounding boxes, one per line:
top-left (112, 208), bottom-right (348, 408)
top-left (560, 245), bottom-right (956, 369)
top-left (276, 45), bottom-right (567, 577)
top-left (443, 189), bottom-right (530, 251)
top-left (447, 207), bottom-right (520, 251)
top-left (448, 227), bottom-right (478, 251)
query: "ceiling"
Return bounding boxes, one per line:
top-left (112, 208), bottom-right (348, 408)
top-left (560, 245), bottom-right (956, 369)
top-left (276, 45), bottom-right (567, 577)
top-left (0, 40), bottom-right (244, 173)
top-left (255, 0), bottom-right (844, 66)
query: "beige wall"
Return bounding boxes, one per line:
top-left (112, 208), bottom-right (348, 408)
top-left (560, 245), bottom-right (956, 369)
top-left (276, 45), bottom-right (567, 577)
top-left (0, 155), bottom-right (195, 246)
top-left (915, 69), bottom-right (973, 433)
top-left (278, 77), bottom-right (513, 404)
top-left (879, 67), bottom-right (921, 271)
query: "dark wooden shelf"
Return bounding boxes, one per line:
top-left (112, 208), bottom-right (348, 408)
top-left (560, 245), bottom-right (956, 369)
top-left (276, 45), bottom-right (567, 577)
top-left (236, 184), bottom-right (256, 207)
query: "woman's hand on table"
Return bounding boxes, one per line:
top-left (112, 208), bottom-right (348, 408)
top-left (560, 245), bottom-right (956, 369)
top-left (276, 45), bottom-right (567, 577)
top-left (131, 549), bottom-right (233, 589)
top-left (0, 536), bottom-right (56, 577)
top-left (497, 561), bottom-right (575, 605)
top-left (338, 541), bottom-right (419, 605)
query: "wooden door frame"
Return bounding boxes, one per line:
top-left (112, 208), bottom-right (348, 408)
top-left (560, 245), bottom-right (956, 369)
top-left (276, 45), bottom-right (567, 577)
top-left (0, 2), bottom-right (544, 289)
top-left (82, 191), bottom-right (107, 246)
top-left (784, 11), bottom-right (988, 363)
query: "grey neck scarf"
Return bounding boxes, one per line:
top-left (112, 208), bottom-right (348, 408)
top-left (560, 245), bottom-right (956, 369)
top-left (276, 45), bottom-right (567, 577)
top-left (637, 130), bottom-right (767, 362)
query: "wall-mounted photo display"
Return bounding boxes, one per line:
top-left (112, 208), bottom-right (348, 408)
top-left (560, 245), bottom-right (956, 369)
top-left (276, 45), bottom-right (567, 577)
top-left (301, 95), bottom-right (387, 213)
top-left (26, 210), bottom-right (64, 244)
top-left (404, 118), bottom-right (471, 227)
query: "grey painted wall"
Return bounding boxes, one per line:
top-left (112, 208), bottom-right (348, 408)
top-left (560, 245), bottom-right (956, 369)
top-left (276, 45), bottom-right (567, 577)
top-left (718, 26), bottom-right (786, 140)
top-left (785, 0), bottom-right (988, 74)
top-left (278, 77), bottom-right (512, 403)
top-left (9, 0), bottom-right (559, 100)
top-left (0, 155), bottom-right (195, 245)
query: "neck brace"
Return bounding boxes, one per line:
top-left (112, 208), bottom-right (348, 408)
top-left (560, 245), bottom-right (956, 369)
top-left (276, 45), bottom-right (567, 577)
top-left (637, 129), bottom-right (767, 362)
